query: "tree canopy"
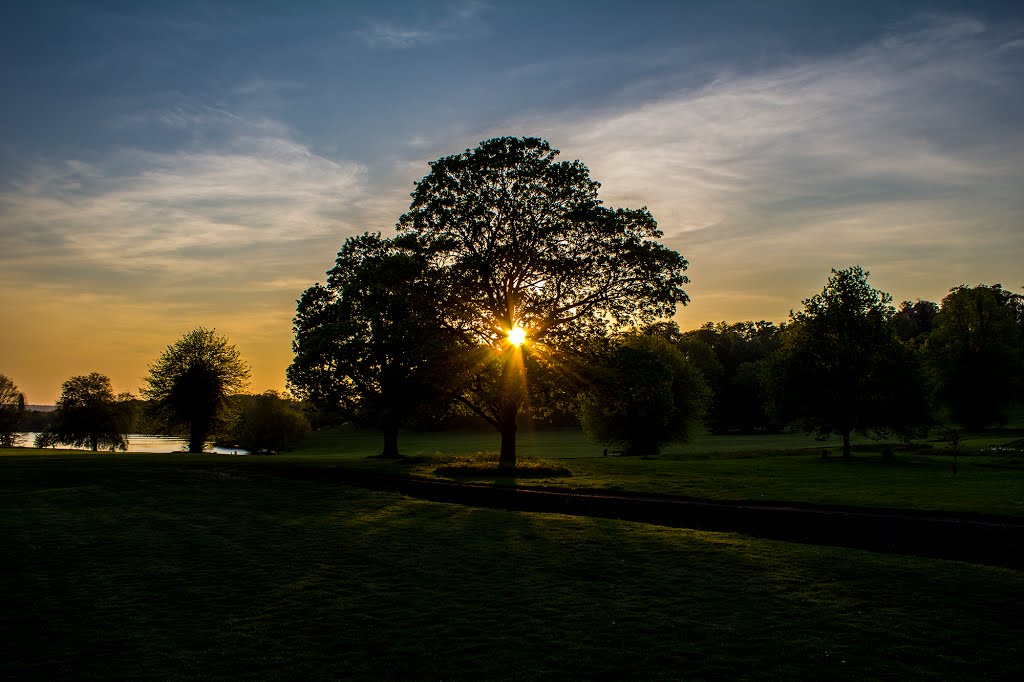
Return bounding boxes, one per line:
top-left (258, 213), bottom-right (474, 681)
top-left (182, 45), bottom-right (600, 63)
top-left (143, 328), bottom-right (249, 453)
top-left (580, 333), bottom-right (710, 456)
top-left (288, 232), bottom-right (457, 457)
top-left (893, 299), bottom-right (939, 343)
top-left (682, 321), bottom-right (783, 433)
top-left (925, 285), bottom-right (1022, 430)
top-left (42, 372), bottom-right (133, 452)
top-left (0, 374), bottom-right (26, 447)
top-left (772, 267), bottom-right (930, 458)
top-left (396, 136), bottom-right (690, 467)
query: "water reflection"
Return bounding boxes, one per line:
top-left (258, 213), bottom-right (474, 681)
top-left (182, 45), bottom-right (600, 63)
top-left (14, 433), bottom-right (250, 455)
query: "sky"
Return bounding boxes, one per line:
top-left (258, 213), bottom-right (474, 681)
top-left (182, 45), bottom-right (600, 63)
top-left (1, 1), bottom-right (1023, 404)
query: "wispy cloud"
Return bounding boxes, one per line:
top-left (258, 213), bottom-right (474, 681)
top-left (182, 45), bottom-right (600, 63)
top-left (358, 1), bottom-right (489, 49)
top-left (515, 15), bottom-right (1024, 318)
top-left (1, 108), bottom-right (368, 282)
top-left (0, 103), bottom-right (375, 398)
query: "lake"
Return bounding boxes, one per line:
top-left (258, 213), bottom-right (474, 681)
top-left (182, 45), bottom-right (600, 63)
top-left (13, 433), bottom-right (250, 455)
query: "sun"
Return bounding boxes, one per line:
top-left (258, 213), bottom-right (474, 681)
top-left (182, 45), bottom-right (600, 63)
top-left (507, 325), bottom-right (527, 346)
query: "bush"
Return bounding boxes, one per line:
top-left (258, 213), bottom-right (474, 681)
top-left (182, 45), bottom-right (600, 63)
top-left (579, 334), bottom-right (711, 456)
top-left (230, 391), bottom-right (310, 454)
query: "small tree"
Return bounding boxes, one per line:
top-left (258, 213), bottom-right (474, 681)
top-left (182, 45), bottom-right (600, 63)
top-left (143, 328), bottom-right (250, 453)
top-left (0, 374), bottom-right (26, 447)
top-left (230, 391), bottom-right (311, 454)
top-left (772, 267), bottom-right (931, 458)
top-left (44, 372), bottom-right (134, 451)
top-left (580, 333), bottom-right (710, 456)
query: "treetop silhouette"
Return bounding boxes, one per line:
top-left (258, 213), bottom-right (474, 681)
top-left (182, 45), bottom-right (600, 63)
top-left (397, 136), bottom-right (690, 467)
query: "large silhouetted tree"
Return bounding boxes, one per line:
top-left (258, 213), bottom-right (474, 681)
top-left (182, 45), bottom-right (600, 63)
top-left (925, 285), bottom-right (1022, 430)
top-left (143, 328), bottom-right (249, 453)
top-left (0, 374), bottom-right (26, 447)
top-left (288, 232), bottom-right (458, 457)
top-left (44, 372), bottom-right (134, 451)
top-left (772, 267), bottom-right (931, 458)
top-left (398, 136), bottom-right (689, 468)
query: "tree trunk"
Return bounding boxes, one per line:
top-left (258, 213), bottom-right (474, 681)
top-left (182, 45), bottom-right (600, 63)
top-left (380, 425), bottom-right (401, 458)
top-left (188, 424), bottom-right (207, 454)
top-left (841, 429), bottom-right (851, 459)
top-left (498, 402), bottom-right (518, 470)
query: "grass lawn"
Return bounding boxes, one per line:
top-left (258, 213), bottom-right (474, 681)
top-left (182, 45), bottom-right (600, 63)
top-left (281, 423), bottom-right (871, 459)
top-left (269, 424), bottom-right (1024, 517)
top-left (1, 452), bottom-right (1022, 679)
top-left (413, 449), bottom-right (1024, 516)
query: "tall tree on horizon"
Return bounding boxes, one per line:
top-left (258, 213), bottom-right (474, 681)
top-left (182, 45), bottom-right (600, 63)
top-left (143, 328), bottom-right (250, 453)
top-left (772, 267), bottom-right (931, 458)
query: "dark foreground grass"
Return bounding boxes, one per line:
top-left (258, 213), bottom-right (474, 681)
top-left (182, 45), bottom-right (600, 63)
top-left (2, 453), bottom-right (1023, 679)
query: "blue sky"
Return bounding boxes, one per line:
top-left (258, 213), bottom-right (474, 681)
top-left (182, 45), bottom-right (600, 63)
top-left (2, 1), bottom-right (1022, 402)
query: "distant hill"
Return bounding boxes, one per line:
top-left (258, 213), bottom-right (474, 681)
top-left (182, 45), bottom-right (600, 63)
top-left (26, 405), bottom-right (56, 412)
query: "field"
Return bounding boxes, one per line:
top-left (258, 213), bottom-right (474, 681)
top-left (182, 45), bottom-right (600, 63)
top-left (3, 422), bottom-right (1023, 678)
top-left (275, 423), bottom-right (1024, 517)
top-left (2, 451), bottom-right (1023, 679)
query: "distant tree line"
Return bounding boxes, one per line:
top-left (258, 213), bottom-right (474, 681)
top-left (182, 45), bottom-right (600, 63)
top-left (665, 271), bottom-right (1020, 458)
top-left (3, 329), bottom-right (309, 454)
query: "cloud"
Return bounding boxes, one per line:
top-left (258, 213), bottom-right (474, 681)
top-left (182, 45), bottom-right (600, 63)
top-left (553, 16), bottom-right (1016, 230)
top-left (358, 1), bottom-right (489, 49)
top-left (0, 109), bottom-right (369, 282)
top-left (512, 15), bottom-right (1024, 319)
top-left (0, 101), bottom-right (362, 399)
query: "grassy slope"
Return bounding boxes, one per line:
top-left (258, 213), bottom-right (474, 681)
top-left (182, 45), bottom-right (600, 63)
top-left (2, 453), bottom-right (1022, 679)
